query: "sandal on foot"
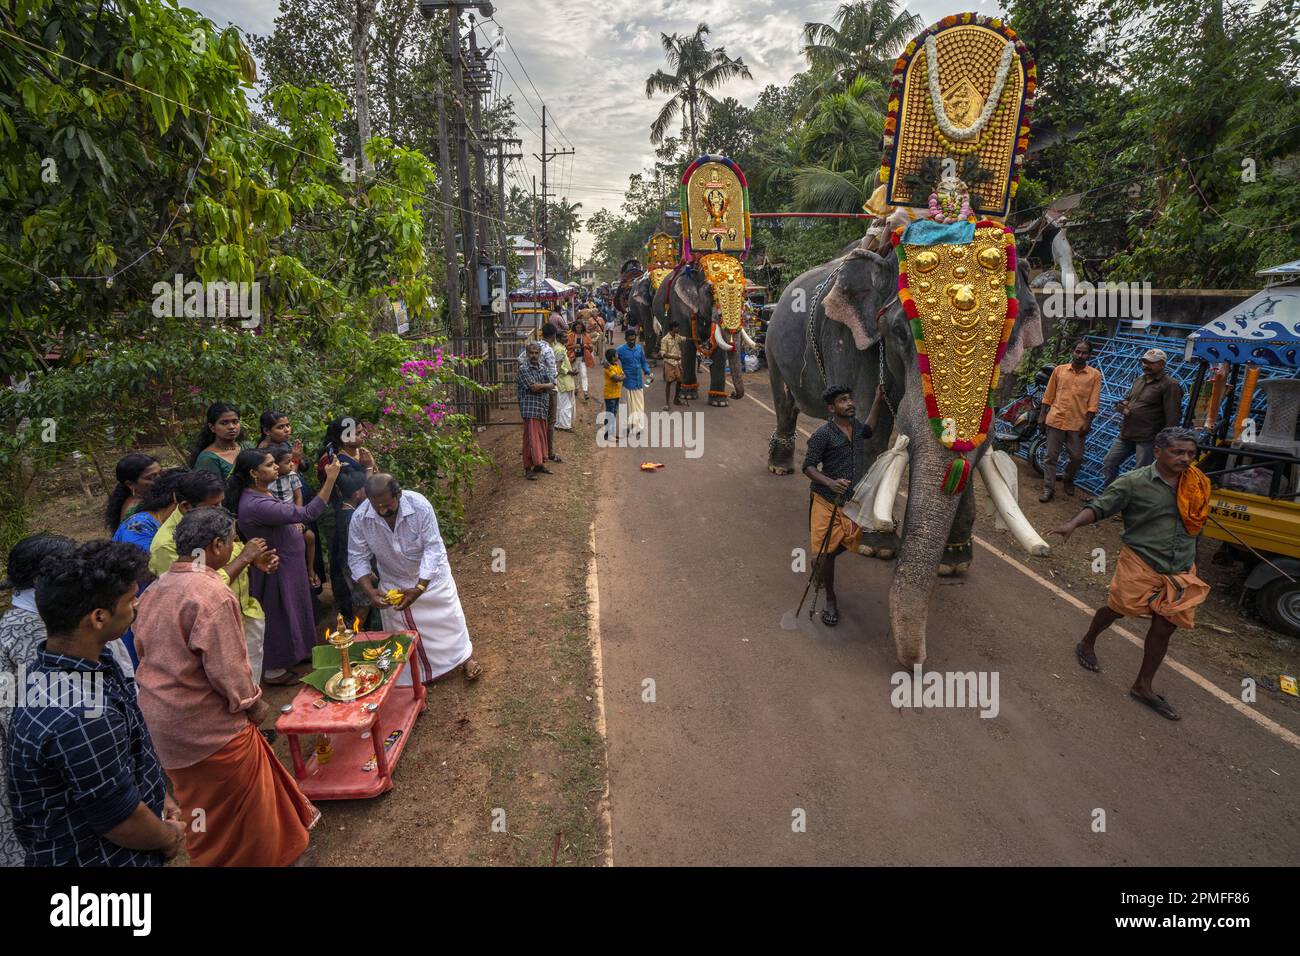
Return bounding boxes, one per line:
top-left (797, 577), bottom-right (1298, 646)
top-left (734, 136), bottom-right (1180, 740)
top-left (463, 659), bottom-right (483, 681)
top-left (264, 670), bottom-right (299, 687)
top-left (821, 606), bottom-right (840, 627)
top-left (525, 472), bottom-right (539, 480)
top-left (1130, 690), bottom-right (1179, 720)
top-left (1075, 641), bottom-right (1100, 672)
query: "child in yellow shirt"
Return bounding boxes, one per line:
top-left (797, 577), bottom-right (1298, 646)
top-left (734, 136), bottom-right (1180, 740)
top-left (602, 348), bottom-right (624, 443)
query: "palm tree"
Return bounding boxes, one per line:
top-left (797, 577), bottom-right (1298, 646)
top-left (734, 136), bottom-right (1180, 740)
top-left (548, 198), bottom-right (583, 274)
top-left (803, 0), bottom-right (923, 85)
top-left (645, 23), bottom-right (753, 157)
top-left (798, 0), bottom-right (922, 119)
top-left (770, 78), bottom-right (886, 213)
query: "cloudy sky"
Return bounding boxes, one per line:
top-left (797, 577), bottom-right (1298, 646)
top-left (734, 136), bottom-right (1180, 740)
top-left (188, 0), bottom-right (970, 259)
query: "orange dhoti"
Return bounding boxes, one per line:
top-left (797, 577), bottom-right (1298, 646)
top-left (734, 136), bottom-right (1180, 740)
top-left (1106, 545), bottom-right (1210, 630)
top-left (168, 723), bottom-right (320, 867)
top-left (809, 492), bottom-right (861, 556)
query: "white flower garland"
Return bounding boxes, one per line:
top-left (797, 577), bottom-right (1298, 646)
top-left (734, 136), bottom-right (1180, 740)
top-left (926, 35), bottom-right (1016, 141)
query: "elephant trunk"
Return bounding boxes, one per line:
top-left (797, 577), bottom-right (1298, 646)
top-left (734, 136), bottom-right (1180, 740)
top-left (887, 438), bottom-right (965, 667)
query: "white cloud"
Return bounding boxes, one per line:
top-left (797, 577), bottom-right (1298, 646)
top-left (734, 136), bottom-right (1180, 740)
top-left (186, 0), bottom-right (959, 259)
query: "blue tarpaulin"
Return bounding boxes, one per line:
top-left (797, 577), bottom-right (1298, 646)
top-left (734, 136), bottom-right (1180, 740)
top-left (1017, 324), bottom-right (1294, 494)
top-left (1185, 287), bottom-right (1300, 368)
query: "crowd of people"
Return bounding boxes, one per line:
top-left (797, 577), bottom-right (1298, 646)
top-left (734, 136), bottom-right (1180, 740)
top-left (0, 404), bottom-right (477, 867)
top-left (514, 293), bottom-right (760, 476)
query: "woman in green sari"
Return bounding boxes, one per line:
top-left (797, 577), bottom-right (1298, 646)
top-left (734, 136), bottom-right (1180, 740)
top-left (188, 402), bottom-right (248, 482)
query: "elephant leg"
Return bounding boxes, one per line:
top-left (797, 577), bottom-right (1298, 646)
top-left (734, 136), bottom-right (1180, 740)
top-left (767, 365), bottom-right (799, 475)
top-left (708, 350), bottom-right (728, 406)
top-left (681, 338), bottom-right (698, 400)
top-left (859, 530), bottom-right (901, 560)
top-left (728, 339), bottom-right (745, 399)
top-left (937, 481), bottom-right (976, 576)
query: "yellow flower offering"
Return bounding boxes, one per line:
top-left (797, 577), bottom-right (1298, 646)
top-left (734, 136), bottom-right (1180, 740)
top-left (386, 588), bottom-right (403, 606)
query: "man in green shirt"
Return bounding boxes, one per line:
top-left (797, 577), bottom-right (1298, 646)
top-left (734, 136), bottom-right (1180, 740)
top-left (1050, 427), bottom-right (1210, 721)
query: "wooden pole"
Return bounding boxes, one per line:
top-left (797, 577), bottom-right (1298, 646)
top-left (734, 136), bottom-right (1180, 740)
top-left (436, 89), bottom-right (461, 335)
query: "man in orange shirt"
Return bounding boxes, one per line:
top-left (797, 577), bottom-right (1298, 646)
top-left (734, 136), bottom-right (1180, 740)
top-left (1038, 339), bottom-right (1103, 502)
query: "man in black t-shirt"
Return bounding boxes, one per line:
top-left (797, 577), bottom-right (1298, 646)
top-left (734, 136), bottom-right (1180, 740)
top-left (802, 383), bottom-right (886, 626)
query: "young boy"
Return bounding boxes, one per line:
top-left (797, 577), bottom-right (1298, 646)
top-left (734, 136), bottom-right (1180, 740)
top-left (268, 443), bottom-right (318, 589)
top-left (603, 348), bottom-right (625, 444)
top-left (8, 541), bottom-right (187, 865)
top-left (659, 319), bottom-right (686, 410)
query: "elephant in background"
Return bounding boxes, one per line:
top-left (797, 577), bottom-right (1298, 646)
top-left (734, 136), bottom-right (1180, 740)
top-left (627, 272), bottom-right (660, 358)
top-left (764, 243), bottom-right (1044, 666)
top-left (649, 262), bottom-right (756, 406)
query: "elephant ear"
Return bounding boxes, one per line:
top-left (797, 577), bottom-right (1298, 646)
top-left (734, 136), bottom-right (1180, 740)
top-left (821, 249), bottom-right (895, 351)
top-left (671, 271), bottom-right (707, 318)
top-left (630, 280), bottom-right (651, 311)
top-left (1001, 260), bottom-right (1044, 373)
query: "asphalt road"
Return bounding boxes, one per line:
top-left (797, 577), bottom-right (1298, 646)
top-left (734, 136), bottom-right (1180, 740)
top-left (593, 373), bottom-right (1299, 866)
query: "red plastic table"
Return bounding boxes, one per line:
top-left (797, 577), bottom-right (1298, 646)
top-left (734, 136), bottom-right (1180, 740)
top-left (275, 631), bottom-right (427, 800)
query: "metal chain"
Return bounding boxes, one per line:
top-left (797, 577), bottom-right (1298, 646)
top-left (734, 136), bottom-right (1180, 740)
top-left (876, 294), bottom-right (899, 420)
top-left (802, 263), bottom-right (843, 387)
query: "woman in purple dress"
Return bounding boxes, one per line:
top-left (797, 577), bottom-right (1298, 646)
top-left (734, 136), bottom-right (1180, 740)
top-left (226, 449), bottom-right (341, 684)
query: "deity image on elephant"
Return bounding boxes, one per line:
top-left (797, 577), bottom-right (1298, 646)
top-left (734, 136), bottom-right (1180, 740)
top-left (764, 13), bottom-right (1048, 667)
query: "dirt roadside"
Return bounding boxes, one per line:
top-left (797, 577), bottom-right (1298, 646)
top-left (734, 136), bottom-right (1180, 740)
top-left (10, 405), bottom-right (610, 866)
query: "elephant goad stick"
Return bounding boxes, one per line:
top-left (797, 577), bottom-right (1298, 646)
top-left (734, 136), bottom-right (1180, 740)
top-left (781, 485), bottom-right (853, 631)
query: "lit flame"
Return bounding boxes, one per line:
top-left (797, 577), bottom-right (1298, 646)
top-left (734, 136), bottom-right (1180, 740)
top-left (353, 616), bottom-right (361, 633)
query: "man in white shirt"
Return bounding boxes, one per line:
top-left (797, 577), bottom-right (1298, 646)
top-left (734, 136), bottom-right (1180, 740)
top-left (347, 475), bottom-right (480, 683)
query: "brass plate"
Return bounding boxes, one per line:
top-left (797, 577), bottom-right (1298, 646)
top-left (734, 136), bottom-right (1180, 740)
top-left (323, 663), bottom-right (385, 701)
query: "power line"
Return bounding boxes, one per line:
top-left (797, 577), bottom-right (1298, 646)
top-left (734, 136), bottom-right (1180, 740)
top-left (488, 17), bottom-right (575, 151)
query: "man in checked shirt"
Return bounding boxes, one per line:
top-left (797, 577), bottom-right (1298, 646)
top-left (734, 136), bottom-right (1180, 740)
top-left (802, 383), bottom-right (887, 626)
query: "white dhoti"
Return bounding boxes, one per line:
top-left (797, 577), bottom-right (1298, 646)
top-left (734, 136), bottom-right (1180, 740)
top-left (379, 572), bottom-right (473, 684)
top-left (622, 386), bottom-right (646, 432)
top-left (576, 362), bottom-right (589, 394)
top-left (556, 390), bottom-right (575, 429)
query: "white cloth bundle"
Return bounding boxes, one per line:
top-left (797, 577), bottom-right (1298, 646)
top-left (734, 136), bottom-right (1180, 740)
top-left (842, 434), bottom-right (909, 532)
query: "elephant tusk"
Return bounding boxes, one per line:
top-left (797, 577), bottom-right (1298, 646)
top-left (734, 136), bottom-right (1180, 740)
top-left (872, 448), bottom-right (908, 531)
top-left (653, 317), bottom-right (662, 336)
top-left (976, 452), bottom-right (1050, 556)
top-left (738, 327), bottom-right (757, 350)
top-left (713, 324), bottom-right (733, 351)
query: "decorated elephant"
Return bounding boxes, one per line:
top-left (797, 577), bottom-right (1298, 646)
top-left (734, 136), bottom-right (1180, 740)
top-left (650, 261), bottom-right (757, 406)
top-left (764, 12), bottom-right (1051, 666)
top-left (613, 259), bottom-right (643, 315)
top-left (627, 272), bottom-right (659, 355)
top-left (765, 242), bottom-right (1045, 666)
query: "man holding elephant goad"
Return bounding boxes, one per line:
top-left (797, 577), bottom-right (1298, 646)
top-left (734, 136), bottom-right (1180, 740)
top-left (802, 383), bottom-right (887, 626)
top-left (1049, 427), bottom-right (1210, 721)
